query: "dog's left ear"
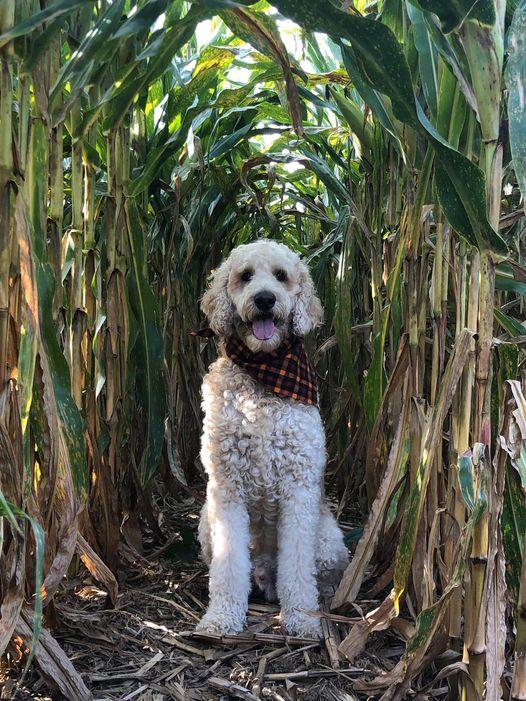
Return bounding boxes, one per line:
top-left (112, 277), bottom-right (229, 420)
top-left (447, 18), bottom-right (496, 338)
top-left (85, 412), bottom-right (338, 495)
top-left (201, 260), bottom-right (234, 337)
top-left (292, 261), bottom-right (324, 336)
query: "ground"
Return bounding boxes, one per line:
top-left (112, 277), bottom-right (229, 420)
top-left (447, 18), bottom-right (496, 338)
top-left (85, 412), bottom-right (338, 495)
top-left (2, 491), bottom-right (403, 701)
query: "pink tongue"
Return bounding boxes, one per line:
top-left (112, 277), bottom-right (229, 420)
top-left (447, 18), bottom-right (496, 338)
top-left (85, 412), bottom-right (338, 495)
top-left (252, 319), bottom-right (276, 340)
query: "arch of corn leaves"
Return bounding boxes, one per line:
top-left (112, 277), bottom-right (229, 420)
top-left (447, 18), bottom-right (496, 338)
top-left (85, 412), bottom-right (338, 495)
top-left (0, 0), bottom-right (526, 698)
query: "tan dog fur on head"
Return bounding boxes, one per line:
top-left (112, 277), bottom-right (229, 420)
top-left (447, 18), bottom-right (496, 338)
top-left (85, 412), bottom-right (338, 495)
top-left (197, 239), bottom-right (348, 639)
top-left (201, 240), bottom-right (323, 353)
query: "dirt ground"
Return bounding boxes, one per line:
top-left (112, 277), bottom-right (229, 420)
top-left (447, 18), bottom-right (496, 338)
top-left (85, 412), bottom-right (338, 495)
top-left (3, 492), bottom-right (404, 701)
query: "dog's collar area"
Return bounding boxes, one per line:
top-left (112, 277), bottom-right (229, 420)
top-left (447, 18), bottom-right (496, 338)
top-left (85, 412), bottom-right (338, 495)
top-left (224, 335), bottom-right (318, 407)
top-left (189, 328), bottom-right (318, 407)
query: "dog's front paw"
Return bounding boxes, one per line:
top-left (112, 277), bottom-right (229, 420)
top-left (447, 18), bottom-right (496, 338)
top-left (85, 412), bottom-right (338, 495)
top-left (282, 611), bottom-right (323, 639)
top-left (196, 608), bottom-right (245, 636)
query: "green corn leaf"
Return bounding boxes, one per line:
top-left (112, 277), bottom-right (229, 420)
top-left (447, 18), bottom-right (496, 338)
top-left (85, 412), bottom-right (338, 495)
top-left (0, 497), bottom-right (45, 671)
top-left (418, 10), bottom-right (477, 113)
top-left (22, 17), bottom-right (67, 74)
top-left (113, 0), bottom-right (170, 39)
top-left (125, 201), bottom-right (166, 485)
top-left (0, 491), bottom-right (23, 535)
top-left (0, 0), bottom-right (95, 48)
top-left (495, 273), bottom-right (526, 296)
top-left (21, 513), bottom-right (45, 675)
top-left (416, 102), bottom-right (506, 254)
top-left (512, 444), bottom-right (526, 491)
top-left (330, 88), bottom-right (374, 152)
top-left (101, 6), bottom-right (209, 133)
top-left (408, 0), bottom-right (495, 33)
top-left (407, 2), bottom-right (438, 118)
top-left (50, 0), bottom-right (126, 110)
top-left (212, 84), bottom-right (254, 110)
top-left (436, 64), bottom-right (466, 147)
top-left (273, 0), bottom-right (417, 127)
top-left (364, 327), bottom-right (388, 430)
top-left (129, 141), bottom-right (181, 197)
top-left (130, 45), bottom-right (238, 194)
top-left (200, 0), bottom-right (257, 7)
top-left (167, 46), bottom-right (235, 131)
top-left (340, 44), bottom-right (405, 154)
top-left (36, 264), bottom-right (88, 498)
top-left (494, 309), bottom-right (526, 337)
top-left (503, 464), bottom-right (526, 603)
top-left (73, 9), bottom-right (210, 135)
top-left (434, 162), bottom-right (474, 246)
top-left (207, 121), bottom-right (253, 160)
top-left (298, 147), bottom-right (352, 205)
top-left (220, 7), bottom-right (304, 134)
top-left (506, 1), bottom-right (526, 203)
top-left (271, 0), bottom-right (507, 255)
top-left (458, 452), bottom-right (475, 510)
top-left (256, 102), bottom-right (292, 124)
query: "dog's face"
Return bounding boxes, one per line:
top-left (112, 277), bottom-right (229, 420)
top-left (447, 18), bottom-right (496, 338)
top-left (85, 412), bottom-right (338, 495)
top-left (202, 240), bottom-right (323, 352)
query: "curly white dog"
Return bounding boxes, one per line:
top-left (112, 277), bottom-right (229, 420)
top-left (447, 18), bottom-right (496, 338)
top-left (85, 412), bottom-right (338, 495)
top-left (196, 240), bottom-right (348, 638)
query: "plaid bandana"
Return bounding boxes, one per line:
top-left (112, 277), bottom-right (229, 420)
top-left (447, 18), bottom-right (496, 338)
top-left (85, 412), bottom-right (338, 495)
top-left (224, 335), bottom-right (318, 407)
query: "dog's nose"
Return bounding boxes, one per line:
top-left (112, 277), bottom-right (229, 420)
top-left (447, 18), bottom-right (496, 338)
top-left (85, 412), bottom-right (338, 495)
top-left (254, 291), bottom-right (276, 312)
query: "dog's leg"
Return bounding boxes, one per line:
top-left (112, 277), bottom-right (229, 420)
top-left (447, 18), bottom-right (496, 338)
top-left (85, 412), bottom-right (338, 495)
top-left (198, 500), bottom-right (212, 565)
top-left (316, 503), bottom-right (349, 597)
top-left (277, 487), bottom-right (322, 638)
top-left (197, 486), bottom-right (250, 635)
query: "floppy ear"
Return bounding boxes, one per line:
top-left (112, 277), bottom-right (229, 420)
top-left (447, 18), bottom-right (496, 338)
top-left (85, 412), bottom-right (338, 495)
top-left (201, 260), bottom-right (234, 337)
top-left (292, 261), bottom-right (324, 336)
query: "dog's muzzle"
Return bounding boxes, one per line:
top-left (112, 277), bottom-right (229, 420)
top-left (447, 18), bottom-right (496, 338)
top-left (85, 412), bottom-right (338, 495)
top-left (251, 291), bottom-right (277, 340)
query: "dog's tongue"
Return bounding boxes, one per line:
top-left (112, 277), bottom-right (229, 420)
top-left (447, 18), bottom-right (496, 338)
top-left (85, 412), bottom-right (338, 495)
top-left (252, 319), bottom-right (275, 340)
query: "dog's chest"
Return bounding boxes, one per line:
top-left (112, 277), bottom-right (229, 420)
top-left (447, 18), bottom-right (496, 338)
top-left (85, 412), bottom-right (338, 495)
top-left (202, 359), bottom-right (325, 500)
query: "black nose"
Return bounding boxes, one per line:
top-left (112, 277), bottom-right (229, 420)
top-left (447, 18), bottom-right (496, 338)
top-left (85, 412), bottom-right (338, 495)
top-left (254, 291), bottom-right (276, 312)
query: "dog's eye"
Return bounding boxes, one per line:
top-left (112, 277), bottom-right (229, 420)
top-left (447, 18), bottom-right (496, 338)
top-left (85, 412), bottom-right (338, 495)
top-left (240, 270), bottom-right (253, 283)
top-left (274, 269), bottom-right (287, 282)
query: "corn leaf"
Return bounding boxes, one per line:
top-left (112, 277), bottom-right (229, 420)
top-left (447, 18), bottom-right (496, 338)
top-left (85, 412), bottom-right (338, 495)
top-left (0, 499), bottom-right (45, 671)
top-left (271, 0), bottom-right (507, 254)
top-left (409, 0), bottom-right (495, 33)
top-left (37, 263), bottom-right (88, 498)
top-left (125, 201), bottom-right (166, 484)
top-left (0, 0), bottom-right (94, 48)
top-left (220, 7), bottom-right (304, 134)
top-left (50, 0), bottom-right (126, 111)
top-left (407, 2), bottom-right (438, 119)
top-left (101, 6), bottom-right (209, 132)
top-left (506, 1), bottom-right (526, 204)
top-left (393, 329), bottom-right (473, 604)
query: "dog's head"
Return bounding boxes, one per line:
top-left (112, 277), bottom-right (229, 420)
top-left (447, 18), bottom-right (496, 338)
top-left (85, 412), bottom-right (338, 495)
top-left (201, 240), bottom-right (323, 352)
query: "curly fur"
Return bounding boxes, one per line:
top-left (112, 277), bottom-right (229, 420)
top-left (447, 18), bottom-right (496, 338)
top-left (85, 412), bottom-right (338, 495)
top-left (197, 240), bottom-right (348, 638)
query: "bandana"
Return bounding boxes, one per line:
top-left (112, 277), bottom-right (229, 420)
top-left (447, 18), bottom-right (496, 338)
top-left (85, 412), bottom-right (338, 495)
top-left (225, 335), bottom-right (318, 407)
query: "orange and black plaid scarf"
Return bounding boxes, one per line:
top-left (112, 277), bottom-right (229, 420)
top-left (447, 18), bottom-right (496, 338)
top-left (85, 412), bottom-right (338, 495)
top-left (224, 335), bottom-right (318, 407)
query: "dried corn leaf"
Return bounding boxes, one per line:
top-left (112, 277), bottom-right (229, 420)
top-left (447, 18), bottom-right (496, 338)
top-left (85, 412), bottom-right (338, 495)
top-left (76, 533), bottom-right (118, 605)
top-left (333, 370), bottom-right (410, 608)
top-left (14, 607), bottom-right (92, 701)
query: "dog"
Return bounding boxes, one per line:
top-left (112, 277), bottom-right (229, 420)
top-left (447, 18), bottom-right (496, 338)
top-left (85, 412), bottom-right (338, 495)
top-left (196, 240), bottom-right (348, 638)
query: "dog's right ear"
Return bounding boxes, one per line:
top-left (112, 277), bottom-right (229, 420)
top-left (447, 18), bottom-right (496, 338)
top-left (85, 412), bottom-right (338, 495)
top-left (292, 261), bottom-right (324, 336)
top-left (201, 260), bottom-right (234, 337)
